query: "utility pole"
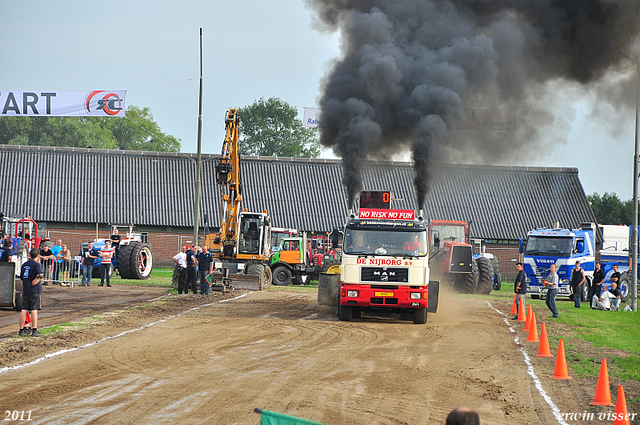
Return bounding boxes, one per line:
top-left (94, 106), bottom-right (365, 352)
top-left (193, 28), bottom-right (204, 248)
top-left (620, 49), bottom-right (639, 312)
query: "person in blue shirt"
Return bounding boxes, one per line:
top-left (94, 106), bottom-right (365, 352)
top-left (0, 239), bottom-right (13, 262)
top-left (195, 246), bottom-right (214, 295)
top-left (20, 248), bottom-right (44, 337)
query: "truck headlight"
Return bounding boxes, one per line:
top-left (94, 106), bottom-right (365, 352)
top-left (347, 290), bottom-right (358, 297)
top-left (410, 292), bottom-right (422, 299)
top-left (560, 279), bottom-right (569, 285)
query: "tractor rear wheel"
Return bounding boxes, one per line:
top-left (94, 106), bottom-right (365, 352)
top-left (455, 260), bottom-right (479, 293)
top-left (117, 243), bottom-right (136, 279)
top-left (272, 266), bottom-right (292, 286)
top-left (476, 257), bottom-right (494, 294)
top-left (127, 243), bottom-right (153, 280)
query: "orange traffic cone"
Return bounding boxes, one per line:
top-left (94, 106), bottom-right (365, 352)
top-left (510, 294), bottom-right (518, 315)
top-left (552, 339), bottom-right (571, 379)
top-left (524, 304), bottom-right (533, 331)
top-left (535, 323), bottom-right (553, 357)
top-left (590, 358), bottom-right (614, 406)
top-left (517, 297), bottom-right (526, 322)
top-left (526, 312), bottom-right (539, 342)
top-left (613, 385), bottom-right (631, 425)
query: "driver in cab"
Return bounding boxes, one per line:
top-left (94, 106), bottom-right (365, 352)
top-left (350, 234), bottom-right (370, 250)
top-left (403, 234), bottom-right (423, 252)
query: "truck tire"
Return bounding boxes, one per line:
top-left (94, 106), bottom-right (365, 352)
top-left (428, 281), bottom-right (439, 313)
top-left (292, 274), bottom-right (309, 285)
top-left (263, 264), bottom-right (272, 290)
top-left (272, 266), bottom-right (292, 286)
top-left (581, 277), bottom-right (591, 303)
top-left (117, 242), bottom-right (136, 279)
top-left (476, 257), bottom-right (494, 294)
top-left (127, 243), bottom-right (153, 280)
top-left (14, 291), bottom-right (22, 311)
top-left (245, 262), bottom-right (265, 288)
top-left (455, 260), bottom-right (478, 293)
top-left (338, 304), bottom-right (352, 321)
top-left (413, 308), bottom-right (427, 324)
top-left (493, 273), bottom-right (502, 291)
top-left (619, 274), bottom-right (630, 303)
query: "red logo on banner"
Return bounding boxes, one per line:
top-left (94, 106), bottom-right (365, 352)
top-left (85, 91), bottom-right (123, 116)
top-left (358, 209), bottom-right (415, 220)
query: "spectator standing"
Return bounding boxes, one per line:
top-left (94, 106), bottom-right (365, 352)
top-left (110, 228), bottom-right (121, 272)
top-left (173, 246), bottom-right (188, 294)
top-left (570, 260), bottom-right (585, 308)
top-left (58, 244), bottom-right (72, 285)
top-left (0, 239), bottom-right (13, 262)
top-left (610, 264), bottom-right (621, 288)
top-left (81, 242), bottom-right (100, 286)
top-left (186, 245), bottom-right (198, 294)
top-left (195, 246), bottom-right (214, 295)
top-left (512, 262), bottom-right (527, 320)
top-left (51, 239), bottom-right (63, 283)
top-left (545, 264), bottom-right (559, 318)
top-left (39, 245), bottom-right (55, 286)
top-left (19, 248), bottom-right (44, 337)
top-left (589, 262), bottom-right (605, 309)
top-left (99, 241), bottom-right (115, 287)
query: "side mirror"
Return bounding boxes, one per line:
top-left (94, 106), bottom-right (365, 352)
top-left (519, 238), bottom-right (524, 254)
top-left (576, 240), bottom-right (584, 253)
top-left (432, 230), bottom-right (440, 246)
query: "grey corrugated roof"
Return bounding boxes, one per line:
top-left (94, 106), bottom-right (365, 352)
top-left (0, 144), bottom-right (596, 240)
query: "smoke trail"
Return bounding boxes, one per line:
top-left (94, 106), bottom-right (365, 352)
top-left (306, 0), bottom-right (640, 208)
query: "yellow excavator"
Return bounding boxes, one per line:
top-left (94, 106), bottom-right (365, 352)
top-left (205, 108), bottom-right (272, 290)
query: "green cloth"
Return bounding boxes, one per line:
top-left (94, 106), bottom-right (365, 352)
top-left (259, 409), bottom-right (322, 425)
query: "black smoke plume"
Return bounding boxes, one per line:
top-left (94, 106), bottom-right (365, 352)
top-left (306, 0), bottom-right (640, 208)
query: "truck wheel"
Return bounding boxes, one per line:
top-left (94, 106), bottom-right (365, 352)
top-left (263, 264), bottom-right (272, 290)
top-left (619, 274), bottom-right (630, 303)
top-left (292, 274), bottom-right (309, 285)
top-left (245, 262), bottom-right (266, 288)
top-left (413, 308), bottom-right (427, 324)
top-left (338, 304), bottom-right (352, 321)
top-left (14, 291), bottom-right (22, 311)
top-left (117, 243), bottom-right (135, 279)
top-left (476, 257), bottom-right (494, 294)
top-left (128, 243), bottom-right (153, 279)
top-left (352, 308), bottom-right (362, 318)
top-left (455, 260), bottom-right (479, 293)
top-left (581, 277), bottom-right (591, 303)
top-left (272, 266), bottom-right (292, 286)
top-left (493, 273), bottom-right (502, 291)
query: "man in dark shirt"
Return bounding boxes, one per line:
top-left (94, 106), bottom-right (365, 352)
top-left (39, 245), bottom-right (55, 285)
top-left (81, 242), bottom-right (100, 286)
top-left (195, 246), bottom-right (214, 295)
top-left (610, 264), bottom-right (621, 288)
top-left (512, 262), bottom-right (527, 320)
top-left (570, 260), bottom-right (585, 308)
top-left (0, 239), bottom-right (13, 262)
top-left (589, 262), bottom-right (605, 309)
top-left (20, 248), bottom-right (44, 337)
top-left (186, 245), bottom-right (198, 294)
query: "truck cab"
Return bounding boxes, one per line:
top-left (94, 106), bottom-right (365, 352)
top-left (338, 208), bottom-right (439, 324)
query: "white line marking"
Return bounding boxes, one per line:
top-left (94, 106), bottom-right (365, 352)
top-left (486, 301), bottom-right (569, 425)
top-left (0, 293), bottom-right (249, 375)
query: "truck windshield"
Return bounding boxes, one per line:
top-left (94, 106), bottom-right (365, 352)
top-left (431, 224), bottom-right (465, 243)
top-left (344, 229), bottom-right (427, 257)
top-left (525, 236), bottom-right (573, 257)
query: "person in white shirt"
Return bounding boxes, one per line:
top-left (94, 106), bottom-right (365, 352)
top-left (173, 246), bottom-right (188, 294)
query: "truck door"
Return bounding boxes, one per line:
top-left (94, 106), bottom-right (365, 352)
top-left (280, 240), bottom-right (302, 264)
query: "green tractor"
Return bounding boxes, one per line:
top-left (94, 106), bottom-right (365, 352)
top-left (270, 237), bottom-right (317, 286)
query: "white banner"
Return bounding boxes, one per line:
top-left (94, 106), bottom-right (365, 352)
top-left (303, 107), bottom-right (320, 128)
top-left (0, 90), bottom-right (126, 117)
top-left (456, 108), bottom-right (517, 131)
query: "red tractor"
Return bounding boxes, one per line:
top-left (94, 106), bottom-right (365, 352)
top-left (308, 234), bottom-right (340, 279)
top-left (428, 220), bottom-right (496, 294)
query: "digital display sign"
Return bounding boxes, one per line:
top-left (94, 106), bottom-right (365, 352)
top-left (359, 191), bottom-right (391, 209)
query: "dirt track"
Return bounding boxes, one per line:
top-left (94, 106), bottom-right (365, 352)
top-left (0, 286), bottom-right (628, 424)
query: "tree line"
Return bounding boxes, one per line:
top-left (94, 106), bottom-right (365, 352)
top-left (587, 192), bottom-right (638, 225)
top-left (0, 97), bottom-right (320, 158)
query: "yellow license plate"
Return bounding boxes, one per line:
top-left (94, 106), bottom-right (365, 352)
top-left (374, 292), bottom-right (394, 297)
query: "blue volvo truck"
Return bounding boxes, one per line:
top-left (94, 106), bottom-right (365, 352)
top-left (521, 223), bottom-right (632, 303)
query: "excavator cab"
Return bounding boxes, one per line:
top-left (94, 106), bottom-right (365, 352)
top-left (237, 212), bottom-right (271, 258)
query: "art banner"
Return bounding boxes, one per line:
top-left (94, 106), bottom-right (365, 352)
top-left (0, 90), bottom-right (126, 117)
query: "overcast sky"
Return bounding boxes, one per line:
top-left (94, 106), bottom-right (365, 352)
top-left (1, 1), bottom-right (638, 201)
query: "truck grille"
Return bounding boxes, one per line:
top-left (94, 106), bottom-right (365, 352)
top-left (361, 267), bottom-right (409, 283)
top-left (370, 297), bottom-right (399, 305)
top-left (450, 245), bottom-right (472, 273)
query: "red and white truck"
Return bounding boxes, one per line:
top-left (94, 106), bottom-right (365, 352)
top-left (337, 192), bottom-right (439, 324)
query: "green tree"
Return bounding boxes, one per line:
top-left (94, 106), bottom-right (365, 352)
top-left (238, 97), bottom-right (320, 157)
top-left (0, 105), bottom-right (180, 152)
top-left (587, 192), bottom-right (634, 225)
